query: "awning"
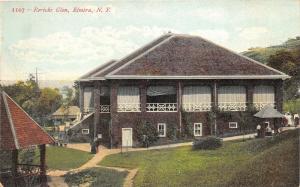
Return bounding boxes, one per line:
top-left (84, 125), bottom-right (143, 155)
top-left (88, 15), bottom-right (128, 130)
top-left (254, 105), bottom-right (284, 118)
top-left (147, 86), bottom-right (176, 96)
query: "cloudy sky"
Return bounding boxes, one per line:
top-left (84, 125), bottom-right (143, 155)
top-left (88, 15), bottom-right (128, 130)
top-left (1, 0), bottom-right (299, 81)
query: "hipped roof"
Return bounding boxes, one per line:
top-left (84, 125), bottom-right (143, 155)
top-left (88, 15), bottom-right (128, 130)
top-left (79, 33), bottom-right (289, 81)
top-left (51, 106), bottom-right (80, 118)
top-left (0, 92), bottom-right (55, 150)
top-left (254, 105), bottom-right (285, 118)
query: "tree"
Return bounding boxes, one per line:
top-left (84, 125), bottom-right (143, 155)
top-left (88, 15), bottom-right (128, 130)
top-left (267, 50), bottom-right (300, 100)
top-left (1, 76), bottom-right (63, 126)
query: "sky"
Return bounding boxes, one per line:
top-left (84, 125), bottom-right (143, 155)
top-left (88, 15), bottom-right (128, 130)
top-left (0, 0), bottom-right (299, 81)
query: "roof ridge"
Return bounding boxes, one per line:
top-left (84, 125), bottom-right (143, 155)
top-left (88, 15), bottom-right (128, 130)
top-left (4, 92), bottom-right (55, 146)
top-left (2, 92), bottom-right (19, 149)
top-left (79, 59), bottom-right (117, 80)
top-left (106, 34), bottom-right (175, 77)
top-left (90, 33), bottom-right (173, 78)
top-left (174, 34), bottom-right (289, 77)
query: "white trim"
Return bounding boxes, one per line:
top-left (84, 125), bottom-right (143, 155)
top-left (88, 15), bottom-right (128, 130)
top-left (2, 92), bottom-right (20, 149)
top-left (105, 75), bottom-right (289, 80)
top-left (157, 123), bottom-right (166, 137)
top-left (3, 92), bottom-right (55, 145)
top-left (81, 129), bottom-right (89, 135)
top-left (78, 60), bottom-right (116, 80)
top-left (229, 122), bottom-right (238, 129)
top-left (194, 123), bottom-right (203, 137)
top-left (107, 35), bottom-right (175, 76)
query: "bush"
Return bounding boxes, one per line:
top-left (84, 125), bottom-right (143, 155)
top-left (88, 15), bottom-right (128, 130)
top-left (193, 136), bottom-right (222, 150)
top-left (135, 121), bottom-right (158, 147)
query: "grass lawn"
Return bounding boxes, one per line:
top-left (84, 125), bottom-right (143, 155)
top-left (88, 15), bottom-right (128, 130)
top-left (100, 129), bottom-right (299, 187)
top-left (64, 167), bottom-right (128, 187)
top-left (44, 146), bottom-right (93, 170)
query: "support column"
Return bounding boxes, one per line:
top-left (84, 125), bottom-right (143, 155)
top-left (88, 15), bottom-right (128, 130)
top-left (275, 80), bottom-right (283, 112)
top-left (39, 144), bottom-right (47, 185)
top-left (140, 81), bottom-right (147, 113)
top-left (212, 81), bottom-right (218, 136)
top-left (11, 149), bottom-right (18, 182)
top-left (177, 81), bottom-right (182, 136)
top-left (92, 81), bottom-right (101, 153)
top-left (109, 82), bottom-right (118, 148)
top-left (79, 83), bottom-right (84, 113)
top-left (247, 83), bottom-right (254, 110)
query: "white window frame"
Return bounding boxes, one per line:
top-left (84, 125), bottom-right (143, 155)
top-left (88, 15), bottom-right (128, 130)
top-left (194, 123), bottom-right (202, 136)
top-left (229, 122), bottom-right (238, 129)
top-left (82, 129), bottom-right (89, 135)
top-left (157, 123), bottom-right (166, 137)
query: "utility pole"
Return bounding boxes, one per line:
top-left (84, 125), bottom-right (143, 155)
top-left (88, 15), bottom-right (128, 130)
top-left (35, 67), bottom-right (39, 87)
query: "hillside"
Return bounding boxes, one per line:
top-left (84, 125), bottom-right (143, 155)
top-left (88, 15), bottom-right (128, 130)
top-left (242, 36), bottom-right (300, 64)
top-left (226, 129), bottom-right (299, 187)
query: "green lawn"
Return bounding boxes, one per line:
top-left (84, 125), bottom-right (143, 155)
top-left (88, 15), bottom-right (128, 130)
top-left (100, 129), bottom-right (299, 187)
top-left (64, 167), bottom-right (128, 187)
top-left (44, 146), bottom-right (93, 170)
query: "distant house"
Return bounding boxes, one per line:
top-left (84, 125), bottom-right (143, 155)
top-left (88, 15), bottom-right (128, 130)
top-left (51, 105), bottom-right (80, 125)
top-left (78, 33), bottom-right (289, 148)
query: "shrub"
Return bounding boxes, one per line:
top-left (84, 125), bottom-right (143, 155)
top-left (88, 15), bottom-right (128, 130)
top-left (193, 136), bottom-right (222, 150)
top-left (135, 121), bottom-right (158, 147)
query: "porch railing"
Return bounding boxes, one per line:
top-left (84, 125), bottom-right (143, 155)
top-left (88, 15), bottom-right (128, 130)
top-left (218, 102), bottom-right (247, 111)
top-left (146, 103), bottom-right (178, 112)
top-left (253, 102), bottom-right (275, 110)
top-left (100, 105), bottom-right (110, 113)
top-left (182, 103), bottom-right (212, 112)
top-left (117, 103), bottom-right (141, 112)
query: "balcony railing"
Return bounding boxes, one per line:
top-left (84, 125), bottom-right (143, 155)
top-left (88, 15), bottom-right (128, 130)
top-left (117, 103), bottom-right (141, 112)
top-left (146, 103), bottom-right (178, 112)
top-left (218, 102), bottom-right (247, 111)
top-left (253, 102), bottom-right (275, 110)
top-left (182, 103), bottom-right (212, 112)
top-left (83, 106), bottom-right (110, 113)
top-left (100, 105), bottom-right (110, 113)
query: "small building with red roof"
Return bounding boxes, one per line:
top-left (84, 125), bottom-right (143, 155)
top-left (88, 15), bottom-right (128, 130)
top-left (0, 91), bottom-right (55, 186)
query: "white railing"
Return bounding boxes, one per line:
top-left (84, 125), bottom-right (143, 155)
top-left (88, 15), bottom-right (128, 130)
top-left (182, 103), bottom-right (212, 112)
top-left (218, 102), bottom-right (247, 111)
top-left (117, 103), bottom-right (141, 112)
top-left (253, 102), bottom-right (275, 110)
top-left (83, 107), bottom-right (94, 113)
top-left (100, 105), bottom-right (110, 113)
top-left (146, 103), bottom-right (178, 112)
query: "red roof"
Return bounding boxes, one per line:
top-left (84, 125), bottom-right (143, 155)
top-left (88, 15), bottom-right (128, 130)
top-left (0, 92), bottom-right (54, 150)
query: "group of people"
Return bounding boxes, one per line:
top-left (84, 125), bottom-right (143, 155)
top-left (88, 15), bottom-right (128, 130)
top-left (256, 122), bottom-right (273, 138)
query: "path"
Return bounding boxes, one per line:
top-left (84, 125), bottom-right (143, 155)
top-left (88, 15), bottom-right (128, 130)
top-left (48, 133), bottom-right (255, 187)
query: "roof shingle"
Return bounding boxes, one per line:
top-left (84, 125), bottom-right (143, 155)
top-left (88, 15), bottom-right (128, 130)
top-left (0, 92), bottom-right (54, 150)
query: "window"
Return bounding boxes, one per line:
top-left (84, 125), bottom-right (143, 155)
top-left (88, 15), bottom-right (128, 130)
top-left (117, 86), bottom-right (140, 112)
top-left (182, 86), bottom-right (211, 112)
top-left (253, 86), bottom-right (275, 110)
top-left (194, 123), bottom-right (202, 136)
top-left (83, 87), bottom-right (94, 112)
top-left (218, 86), bottom-right (247, 111)
top-left (82, 129), bottom-right (89, 134)
top-left (157, 123), bottom-right (166, 137)
top-left (229, 122), bottom-right (238, 129)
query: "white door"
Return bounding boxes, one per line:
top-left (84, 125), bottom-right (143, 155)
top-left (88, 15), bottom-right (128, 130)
top-left (122, 128), bottom-right (133, 147)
